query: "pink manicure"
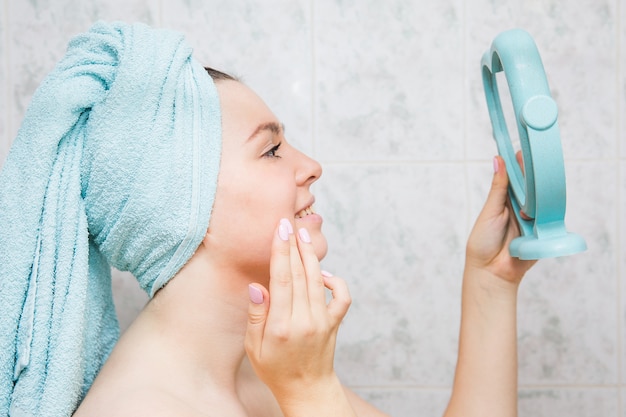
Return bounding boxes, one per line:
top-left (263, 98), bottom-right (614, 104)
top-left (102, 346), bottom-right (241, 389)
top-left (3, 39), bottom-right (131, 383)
top-left (298, 227), bottom-right (311, 243)
top-left (278, 223), bottom-right (289, 241)
top-left (493, 156), bottom-right (500, 173)
top-left (279, 218), bottom-right (293, 241)
top-left (321, 270), bottom-right (333, 278)
top-left (248, 284), bottom-right (264, 304)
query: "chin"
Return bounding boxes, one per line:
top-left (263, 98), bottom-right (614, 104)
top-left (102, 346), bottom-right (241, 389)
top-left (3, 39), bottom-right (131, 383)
top-left (313, 236), bottom-right (328, 260)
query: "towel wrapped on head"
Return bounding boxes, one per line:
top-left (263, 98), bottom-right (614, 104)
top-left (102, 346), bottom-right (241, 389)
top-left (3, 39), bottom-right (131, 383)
top-left (0, 21), bottom-right (222, 416)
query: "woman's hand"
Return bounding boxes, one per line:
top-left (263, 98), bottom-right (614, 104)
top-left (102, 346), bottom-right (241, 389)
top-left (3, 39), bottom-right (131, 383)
top-left (445, 154), bottom-right (537, 417)
top-left (465, 155), bottom-right (536, 285)
top-left (245, 218), bottom-right (355, 417)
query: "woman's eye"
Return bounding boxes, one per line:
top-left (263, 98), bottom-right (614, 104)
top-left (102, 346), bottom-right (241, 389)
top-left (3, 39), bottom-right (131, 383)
top-left (263, 142), bottom-right (282, 159)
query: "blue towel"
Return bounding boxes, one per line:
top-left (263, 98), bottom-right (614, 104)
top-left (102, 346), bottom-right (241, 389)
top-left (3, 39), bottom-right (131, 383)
top-left (0, 21), bottom-right (222, 416)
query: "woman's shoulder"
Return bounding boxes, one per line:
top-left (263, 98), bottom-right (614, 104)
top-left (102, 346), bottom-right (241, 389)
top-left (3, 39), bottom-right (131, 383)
top-left (74, 388), bottom-right (247, 417)
top-left (237, 359), bottom-right (284, 417)
top-left (74, 387), bottom-right (207, 417)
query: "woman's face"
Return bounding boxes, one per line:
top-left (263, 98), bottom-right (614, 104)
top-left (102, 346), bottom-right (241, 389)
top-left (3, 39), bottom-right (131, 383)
top-left (204, 80), bottom-right (326, 278)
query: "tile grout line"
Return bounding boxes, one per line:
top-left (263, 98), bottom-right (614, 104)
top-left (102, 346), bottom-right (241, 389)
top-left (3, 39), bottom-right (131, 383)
top-left (462, 0), bottom-right (472, 238)
top-left (615, 0), bottom-right (624, 410)
top-left (2, 0), bottom-right (10, 166)
top-left (310, 0), bottom-right (316, 160)
top-left (319, 158), bottom-right (613, 167)
top-left (346, 383), bottom-right (626, 391)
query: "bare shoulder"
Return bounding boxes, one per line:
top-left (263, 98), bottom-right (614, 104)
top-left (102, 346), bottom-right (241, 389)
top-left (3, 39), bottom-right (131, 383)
top-left (74, 388), bottom-right (211, 417)
top-left (237, 359), bottom-right (284, 417)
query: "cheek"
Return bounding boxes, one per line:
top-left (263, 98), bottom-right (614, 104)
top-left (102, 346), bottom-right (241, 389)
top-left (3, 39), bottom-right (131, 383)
top-left (212, 196), bottom-right (276, 261)
top-left (209, 178), bottom-right (298, 270)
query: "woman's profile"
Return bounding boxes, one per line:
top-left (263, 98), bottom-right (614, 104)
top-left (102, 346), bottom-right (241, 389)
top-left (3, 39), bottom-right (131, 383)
top-left (0, 21), bottom-right (534, 417)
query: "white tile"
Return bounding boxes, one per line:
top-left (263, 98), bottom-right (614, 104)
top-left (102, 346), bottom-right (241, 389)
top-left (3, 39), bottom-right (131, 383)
top-left (520, 161), bottom-right (618, 385)
top-left (621, 161), bottom-right (626, 382)
top-left (317, 163), bottom-right (467, 385)
top-left (519, 387), bottom-right (619, 417)
top-left (111, 269), bottom-right (148, 333)
top-left (350, 388), bottom-right (451, 417)
top-left (622, 0), bottom-right (626, 160)
top-left (0, 4), bottom-right (7, 167)
top-left (315, 0), bottom-right (465, 162)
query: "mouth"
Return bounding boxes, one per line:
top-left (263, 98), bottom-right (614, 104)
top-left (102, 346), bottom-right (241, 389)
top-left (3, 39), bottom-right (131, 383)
top-left (295, 205), bottom-right (316, 219)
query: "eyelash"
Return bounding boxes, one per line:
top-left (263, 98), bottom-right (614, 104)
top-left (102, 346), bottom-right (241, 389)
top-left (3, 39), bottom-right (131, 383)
top-left (263, 142), bottom-right (282, 159)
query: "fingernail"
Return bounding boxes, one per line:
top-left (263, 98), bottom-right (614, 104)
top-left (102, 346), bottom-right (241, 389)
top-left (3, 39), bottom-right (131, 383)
top-left (281, 218), bottom-right (294, 234)
top-left (493, 156), bottom-right (500, 173)
top-left (298, 227), bottom-right (311, 243)
top-left (321, 270), bottom-right (333, 277)
top-left (278, 223), bottom-right (289, 241)
top-left (248, 284), bottom-right (264, 304)
top-left (279, 218), bottom-right (293, 241)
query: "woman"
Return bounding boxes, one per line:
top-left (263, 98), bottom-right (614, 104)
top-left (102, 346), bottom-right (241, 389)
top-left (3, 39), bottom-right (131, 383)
top-left (73, 71), bottom-right (381, 417)
top-left (74, 75), bottom-right (532, 417)
top-left (0, 22), bottom-right (533, 417)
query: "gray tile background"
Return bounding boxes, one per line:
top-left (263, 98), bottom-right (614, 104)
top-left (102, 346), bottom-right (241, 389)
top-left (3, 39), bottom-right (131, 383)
top-left (1, 1), bottom-right (623, 416)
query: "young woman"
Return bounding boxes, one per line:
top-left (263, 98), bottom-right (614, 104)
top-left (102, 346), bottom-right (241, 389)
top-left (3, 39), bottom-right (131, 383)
top-left (0, 22), bottom-right (534, 417)
top-left (74, 76), bottom-right (533, 417)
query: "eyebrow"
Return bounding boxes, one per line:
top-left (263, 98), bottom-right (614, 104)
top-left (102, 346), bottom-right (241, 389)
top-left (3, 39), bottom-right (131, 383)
top-left (246, 122), bottom-right (285, 142)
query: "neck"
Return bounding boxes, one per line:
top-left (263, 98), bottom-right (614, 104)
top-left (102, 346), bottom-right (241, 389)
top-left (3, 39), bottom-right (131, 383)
top-left (131, 245), bottom-right (258, 392)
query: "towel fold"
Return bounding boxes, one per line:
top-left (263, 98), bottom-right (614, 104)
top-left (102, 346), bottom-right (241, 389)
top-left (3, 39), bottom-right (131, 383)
top-left (0, 21), bottom-right (222, 416)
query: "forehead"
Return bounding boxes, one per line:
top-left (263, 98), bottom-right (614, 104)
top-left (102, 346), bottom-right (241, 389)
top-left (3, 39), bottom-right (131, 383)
top-left (215, 80), bottom-right (278, 140)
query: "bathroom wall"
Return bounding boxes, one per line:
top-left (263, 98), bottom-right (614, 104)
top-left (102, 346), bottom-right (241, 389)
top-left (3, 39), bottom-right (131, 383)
top-left (1, 0), bottom-right (623, 416)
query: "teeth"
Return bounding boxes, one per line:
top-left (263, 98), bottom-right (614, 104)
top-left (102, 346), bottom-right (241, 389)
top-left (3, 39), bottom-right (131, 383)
top-left (295, 205), bottom-right (315, 219)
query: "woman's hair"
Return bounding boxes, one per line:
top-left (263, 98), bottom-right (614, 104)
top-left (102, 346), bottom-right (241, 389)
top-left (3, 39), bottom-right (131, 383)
top-left (204, 67), bottom-right (237, 82)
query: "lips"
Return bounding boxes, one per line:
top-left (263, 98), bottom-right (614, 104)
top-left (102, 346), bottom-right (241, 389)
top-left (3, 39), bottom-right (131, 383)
top-left (295, 205), bottom-right (315, 219)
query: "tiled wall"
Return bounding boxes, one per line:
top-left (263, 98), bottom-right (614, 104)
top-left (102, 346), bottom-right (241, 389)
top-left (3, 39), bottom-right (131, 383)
top-left (1, 1), bottom-right (623, 416)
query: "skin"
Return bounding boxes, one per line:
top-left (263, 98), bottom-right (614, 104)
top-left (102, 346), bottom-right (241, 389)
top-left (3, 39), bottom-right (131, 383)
top-left (246, 220), bottom-right (358, 417)
top-left (73, 79), bottom-right (386, 416)
top-left (245, 154), bottom-right (536, 417)
top-left (74, 77), bottom-right (533, 417)
top-left (443, 155), bottom-right (536, 417)
top-left (203, 80), bottom-right (328, 279)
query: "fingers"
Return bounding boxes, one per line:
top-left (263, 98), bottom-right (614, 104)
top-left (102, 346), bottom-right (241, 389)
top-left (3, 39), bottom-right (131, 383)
top-left (477, 156), bottom-right (510, 222)
top-left (245, 283), bottom-right (269, 357)
top-left (266, 217), bottom-right (347, 326)
top-left (296, 227), bottom-right (326, 311)
top-left (289, 227), bottom-right (310, 317)
top-left (323, 272), bottom-right (352, 327)
top-left (246, 218), bottom-right (351, 393)
top-left (267, 218), bottom-right (295, 323)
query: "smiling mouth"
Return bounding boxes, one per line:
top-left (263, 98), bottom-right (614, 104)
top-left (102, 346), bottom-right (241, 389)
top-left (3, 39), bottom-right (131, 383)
top-left (295, 205), bottom-right (315, 219)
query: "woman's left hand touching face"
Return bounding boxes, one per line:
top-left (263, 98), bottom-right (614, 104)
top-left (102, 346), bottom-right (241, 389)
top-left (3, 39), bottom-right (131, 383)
top-left (244, 218), bottom-right (355, 417)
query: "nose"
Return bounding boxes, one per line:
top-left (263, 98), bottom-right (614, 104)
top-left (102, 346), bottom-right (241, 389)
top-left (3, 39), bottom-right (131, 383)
top-left (294, 148), bottom-right (322, 186)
